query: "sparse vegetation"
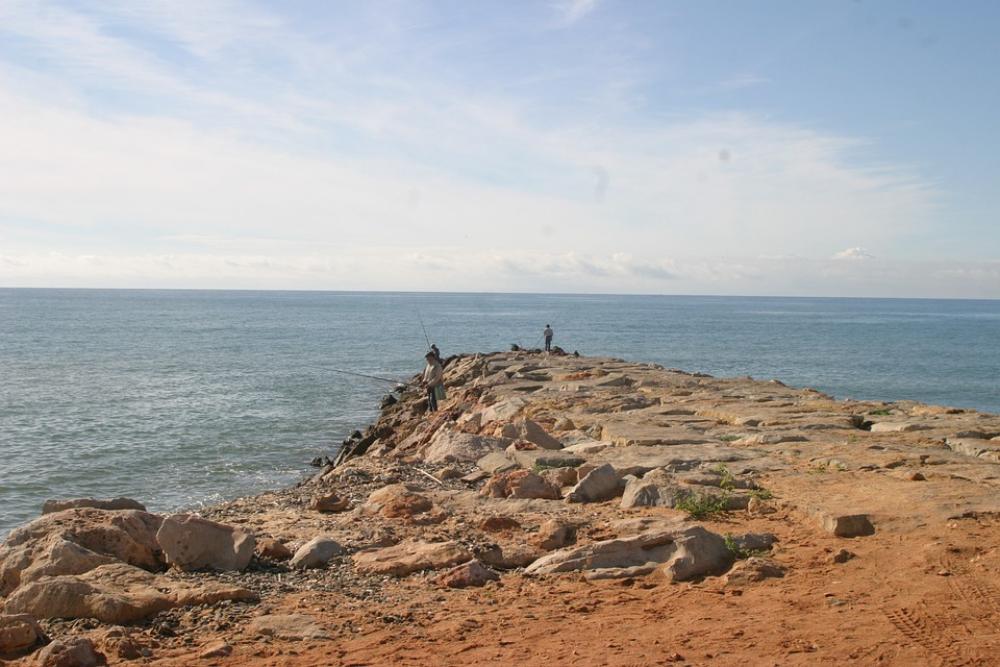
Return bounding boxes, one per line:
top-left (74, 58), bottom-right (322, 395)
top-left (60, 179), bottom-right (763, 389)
top-left (711, 463), bottom-right (737, 491)
top-left (718, 434), bottom-right (741, 442)
top-left (724, 533), bottom-right (770, 560)
top-left (749, 487), bottom-right (774, 501)
top-left (675, 490), bottom-right (730, 519)
top-left (870, 408), bottom-right (892, 416)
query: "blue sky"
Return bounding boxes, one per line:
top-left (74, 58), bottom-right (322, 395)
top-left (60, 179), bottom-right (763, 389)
top-left (0, 0), bottom-right (998, 296)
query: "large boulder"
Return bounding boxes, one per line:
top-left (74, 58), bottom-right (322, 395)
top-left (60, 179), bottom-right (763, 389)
top-left (42, 498), bottom-right (146, 515)
top-left (34, 638), bottom-right (106, 667)
top-left (499, 420), bottom-right (563, 450)
top-left (525, 525), bottom-right (732, 582)
top-left (361, 484), bottom-right (432, 518)
top-left (435, 560), bottom-right (499, 588)
top-left (353, 540), bottom-right (471, 577)
top-left (480, 398), bottom-right (528, 423)
top-left (422, 430), bottom-right (509, 464)
top-left (480, 470), bottom-right (561, 500)
top-left (566, 464), bottom-right (622, 503)
top-left (620, 469), bottom-right (686, 509)
top-left (0, 509), bottom-right (164, 596)
top-left (3, 563), bottom-right (254, 624)
top-left (290, 537), bottom-right (344, 569)
top-left (155, 514), bottom-right (255, 572)
top-left (0, 613), bottom-right (45, 654)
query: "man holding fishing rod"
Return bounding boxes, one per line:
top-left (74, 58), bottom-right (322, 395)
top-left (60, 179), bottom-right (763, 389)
top-left (421, 350), bottom-right (445, 412)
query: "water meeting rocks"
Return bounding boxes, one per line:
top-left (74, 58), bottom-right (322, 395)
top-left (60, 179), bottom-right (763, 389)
top-left (9, 349), bottom-right (1000, 663)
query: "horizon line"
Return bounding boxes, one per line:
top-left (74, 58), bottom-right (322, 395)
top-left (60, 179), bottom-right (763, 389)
top-left (1, 285), bottom-right (998, 303)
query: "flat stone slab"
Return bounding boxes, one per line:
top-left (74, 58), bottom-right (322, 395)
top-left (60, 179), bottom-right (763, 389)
top-left (946, 438), bottom-right (1000, 463)
top-left (588, 444), bottom-right (762, 476)
top-left (600, 421), bottom-right (711, 447)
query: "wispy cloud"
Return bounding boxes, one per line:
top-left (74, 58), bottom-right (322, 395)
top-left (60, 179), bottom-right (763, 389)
top-left (554, 0), bottom-right (600, 25)
top-left (833, 247), bottom-right (875, 260)
top-left (0, 0), bottom-right (971, 296)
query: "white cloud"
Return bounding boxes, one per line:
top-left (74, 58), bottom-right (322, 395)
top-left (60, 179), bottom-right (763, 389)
top-left (833, 247), bottom-right (875, 260)
top-left (0, 0), bottom-right (977, 296)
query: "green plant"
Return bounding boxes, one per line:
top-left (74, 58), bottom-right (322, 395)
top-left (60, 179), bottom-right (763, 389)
top-left (749, 487), bottom-right (773, 501)
top-left (675, 490), bottom-right (730, 519)
top-left (724, 533), bottom-right (770, 560)
top-left (711, 463), bottom-right (737, 491)
top-left (870, 408), bottom-right (892, 416)
top-left (532, 461), bottom-right (561, 473)
top-left (718, 434), bottom-right (741, 442)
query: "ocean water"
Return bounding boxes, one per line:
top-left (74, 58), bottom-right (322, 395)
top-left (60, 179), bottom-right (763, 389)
top-left (2, 289), bottom-right (999, 536)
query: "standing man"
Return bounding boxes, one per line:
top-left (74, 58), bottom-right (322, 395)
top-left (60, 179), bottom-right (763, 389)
top-left (543, 324), bottom-right (554, 352)
top-left (422, 351), bottom-right (444, 412)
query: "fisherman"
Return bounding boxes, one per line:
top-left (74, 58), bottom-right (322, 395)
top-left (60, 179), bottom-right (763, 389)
top-left (422, 351), bottom-right (444, 412)
top-left (543, 324), bottom-right (554, 352)
top-left (430, 343), bottom-right (442, 364)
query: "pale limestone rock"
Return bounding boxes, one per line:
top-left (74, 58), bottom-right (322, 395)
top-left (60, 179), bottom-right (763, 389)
top-left (540, 466), bottom-right (578, 489)
top-left (869, 422), bottom-right (929, 433)
top-left (156, 514), bottom-right (254, 572)
top-left (620, 469), bottom-right (686, 509)
top-left (820, 513), bottom-right (875, 537)
top-left (422, 430), bottom-right (509, 464)
top-left (480, 397), bottom-right (528, 423)
top-left (566, 463), bottom-right (622, 503)
top-left (723, 557), bottom-right (786, 586)
top-left (480, 470), bottom-right (561, 500)
top-left (478, 543), bottom-right (542, 570)
top-left (353, 540), bottom-right (471, 577)
top-left (41, 498), bottom-right (146, 515)
top-left (290, 537), bottom-right (344, 569)
top-left (362, 484), bottom-right (432, 518)
top-left (0, 508), bottom-right (164, 596)
top-left (499, 419), bottom-right (563, 450)
top-left (532, 519), bottom-right (575, 551)
top-left (34, 638), bottom-right (105, 667)
top-left (255, 538), bottom-right (292, 561)
top-left (476, 451), bottom-right (517, 474)
top-left (309, 492), bottom-right (350, 513)
top-left (525, 526), bottom-right (731, 582)
top-left (435, 560), bottom-right (499, 588)
top-left (0, 613), bottom-right (44, 654)
top-left (3, 563), bottom-right (253, 624)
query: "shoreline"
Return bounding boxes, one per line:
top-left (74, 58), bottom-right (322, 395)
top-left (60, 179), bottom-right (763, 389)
top-left (3, 349), bottom-right (1000, 665)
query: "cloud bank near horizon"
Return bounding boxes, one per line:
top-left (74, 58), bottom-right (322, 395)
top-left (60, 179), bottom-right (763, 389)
top-left (0, 1), bottom-right (995, 297)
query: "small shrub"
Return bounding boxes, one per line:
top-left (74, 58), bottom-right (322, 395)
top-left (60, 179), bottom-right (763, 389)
top-left (718, 434), bottom-right (741, 442)
top-left (711, 463), bottom-right (737, 491)
top-left (675, 491), bottom-right (730, 519)
top-left (724, 533), bottom-right (769, 560)
top-left (870, 408), bottom-right (892, 416)
top-left (749, 487), bottom-right (773, 501)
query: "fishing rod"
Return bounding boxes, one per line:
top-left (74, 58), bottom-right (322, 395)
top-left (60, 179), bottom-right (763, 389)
top-left (308, 365), bottom-right (406, 385)
top-left (416, 310), bottom-right (432, 350)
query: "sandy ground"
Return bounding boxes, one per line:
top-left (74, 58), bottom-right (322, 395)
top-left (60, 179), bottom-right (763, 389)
top-left (147, 508), bottom-right (1000, 667)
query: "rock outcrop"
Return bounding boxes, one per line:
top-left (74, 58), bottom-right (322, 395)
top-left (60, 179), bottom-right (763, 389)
top-left (155, 514), bottom-right (255, 572)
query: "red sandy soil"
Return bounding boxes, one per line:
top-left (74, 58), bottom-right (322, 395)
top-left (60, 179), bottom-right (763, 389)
top-left (152, 510), bottom-right (1000, 667)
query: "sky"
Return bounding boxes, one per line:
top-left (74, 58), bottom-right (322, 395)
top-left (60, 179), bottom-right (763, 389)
top-left (0, 0), bottom-right (998, 297)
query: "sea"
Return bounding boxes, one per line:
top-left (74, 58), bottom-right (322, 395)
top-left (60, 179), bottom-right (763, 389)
top-left (2, 289), bottom-right (999, 537)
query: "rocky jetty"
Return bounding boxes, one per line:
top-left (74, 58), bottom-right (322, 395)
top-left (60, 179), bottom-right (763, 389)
top-left (4, 350), bottom-right (1000, 665)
